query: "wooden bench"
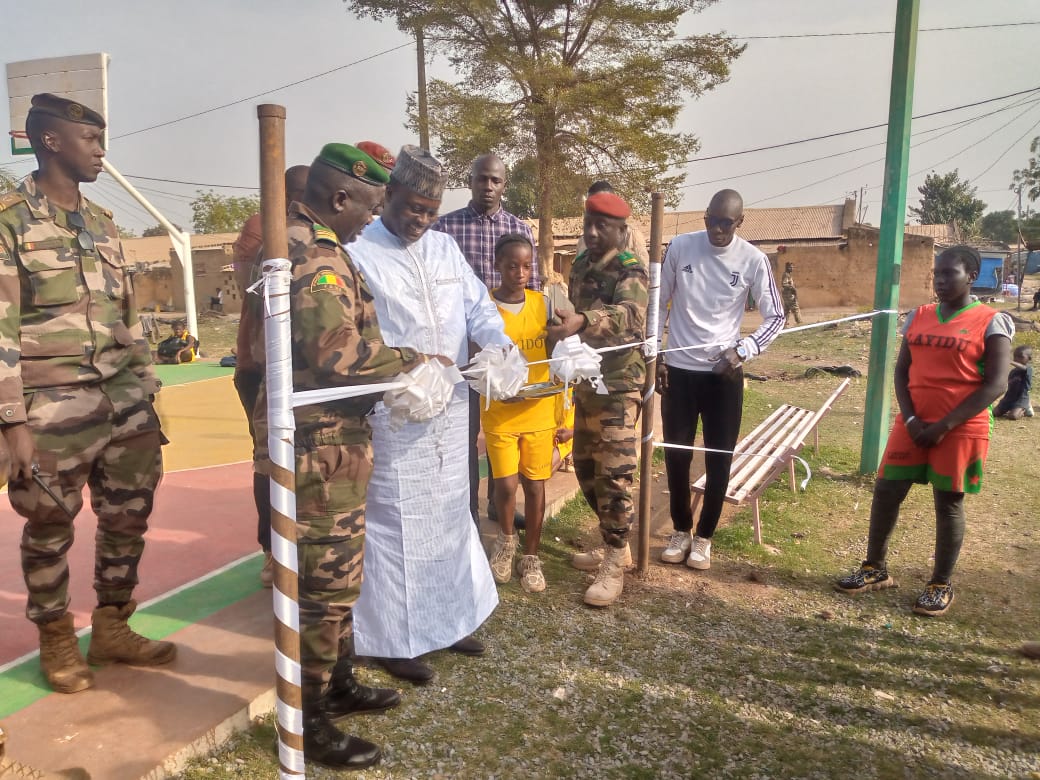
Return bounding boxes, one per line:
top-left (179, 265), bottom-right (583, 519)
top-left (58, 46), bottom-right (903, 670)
top-left (689, 378), bottom-right (851, 544)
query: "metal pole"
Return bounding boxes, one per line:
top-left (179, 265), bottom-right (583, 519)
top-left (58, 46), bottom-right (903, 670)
top-left (636, 193), bottom-right (665, 576)
top-left (416, 26), bottom-right (430, 149)
top-left (101, 159), bottom-right (197, 340)
top-left (859, 0), bottom-right (920, 473)
top-left (257, 104), bottom-right (303, 779)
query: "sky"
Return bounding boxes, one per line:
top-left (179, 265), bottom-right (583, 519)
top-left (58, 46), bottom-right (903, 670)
top-left (3, 0), bottom-right (1039, 234)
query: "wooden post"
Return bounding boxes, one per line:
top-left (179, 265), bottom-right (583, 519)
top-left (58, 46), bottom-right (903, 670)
top-left (257, 104), bottom-right (304, 779)
top-left (636, 193), bottom-right (665, 576)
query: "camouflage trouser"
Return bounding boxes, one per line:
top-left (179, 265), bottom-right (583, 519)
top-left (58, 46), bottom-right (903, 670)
top-left (782, 292), bottom-right (802, 324)
top-left (572, 388), bottom-right (640, 548)
top-left (295, 437), bottom-right (371, 690)
top-left (8, 376), bottom-right (162, 624)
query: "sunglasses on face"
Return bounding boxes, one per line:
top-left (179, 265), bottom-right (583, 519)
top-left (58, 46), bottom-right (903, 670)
top-left (704, 215), bottom-right (739, 231)
top-left (66, 211), bottom-right (96, 252)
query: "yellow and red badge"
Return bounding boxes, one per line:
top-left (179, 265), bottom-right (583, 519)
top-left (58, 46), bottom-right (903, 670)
top-left (311, 270), bottom-right (349, 294)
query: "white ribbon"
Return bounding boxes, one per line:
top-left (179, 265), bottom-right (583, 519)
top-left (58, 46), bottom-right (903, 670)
top-left (463, 344), bottom-right (529, 409)
top-left (383, 360), bottom-right (463, 428)
top-left (550, 336), bottom-right (607, 404)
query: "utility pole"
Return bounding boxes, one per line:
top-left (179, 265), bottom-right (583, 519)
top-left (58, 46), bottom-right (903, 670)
top-left (416, 26), bottom-right (430, 150)
top-left (1016, 184), bottom-right (1025, 310)
top-left (860, 0), bottom-right (920, 473)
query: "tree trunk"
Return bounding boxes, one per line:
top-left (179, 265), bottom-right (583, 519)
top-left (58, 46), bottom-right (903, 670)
top-left (533, 113), bottom-right (556, 282)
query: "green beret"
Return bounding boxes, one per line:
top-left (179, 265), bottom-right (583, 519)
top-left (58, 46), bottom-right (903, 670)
top-left (316, 143), bottom-right (390, 186)
top-left (27, 93), bottom-right (106, 129)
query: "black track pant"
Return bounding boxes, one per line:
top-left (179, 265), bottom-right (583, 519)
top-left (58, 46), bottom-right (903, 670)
top-left (661, 366), bottom-right (744, 539)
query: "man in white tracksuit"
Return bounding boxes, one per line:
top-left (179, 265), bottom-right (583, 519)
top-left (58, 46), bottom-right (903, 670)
top-left (656, 189), bottom-right (785, 570)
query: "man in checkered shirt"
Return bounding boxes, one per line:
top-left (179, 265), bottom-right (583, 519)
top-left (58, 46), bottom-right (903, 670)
top-left (433, 154), bottom-right (540, 526)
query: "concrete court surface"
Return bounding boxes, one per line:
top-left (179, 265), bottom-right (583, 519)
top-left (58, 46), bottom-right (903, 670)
top-left (0, 365), bottom-right (587, 779)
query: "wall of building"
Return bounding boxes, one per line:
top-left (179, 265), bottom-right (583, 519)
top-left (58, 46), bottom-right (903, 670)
top-left (132, 266), bottom-right (175, 311)
top-left (170, 246), bottom-right (245, 315)
top-left (773, 226), bottom-right (935, 310)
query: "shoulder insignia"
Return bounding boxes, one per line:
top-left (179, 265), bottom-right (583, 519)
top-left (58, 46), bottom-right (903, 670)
top-left (311, 270), bottom-right (349, 294)
top-left (618, 251), bottom-right (641, 268)
top-left (0, 192), bottom-right (26, 212)
top-left (312, 223), bottom-right (339, 247)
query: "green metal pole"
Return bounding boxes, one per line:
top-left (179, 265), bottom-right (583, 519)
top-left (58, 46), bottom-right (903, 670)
top-left (860, 0), bottom-right (920, 473)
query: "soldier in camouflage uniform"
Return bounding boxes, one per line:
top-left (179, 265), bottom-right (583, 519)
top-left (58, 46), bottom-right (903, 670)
top-left (0, 94), bottom-right (174, 695)
top-left (781, 262), bottom-right (802, 325)
top-left (254, 143), bottom-right (440, 770)
top-left (546, 191), bottom-right (648, 607)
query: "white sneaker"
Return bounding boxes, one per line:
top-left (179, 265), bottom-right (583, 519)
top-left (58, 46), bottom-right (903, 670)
top-left (489, 532), bottom-right (518, 583)
top-left (661, 531), bottom-right (692, 564)
top-left (686, 536), bottom-right (712, 570)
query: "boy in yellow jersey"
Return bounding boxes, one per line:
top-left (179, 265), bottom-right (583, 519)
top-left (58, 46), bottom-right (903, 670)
top-left (484, 233), bottom-right (557, 593)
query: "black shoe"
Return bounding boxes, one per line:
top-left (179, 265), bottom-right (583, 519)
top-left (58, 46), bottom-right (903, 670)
top-left (913, 582), bottom-right (955, 617)
top-left (835, 562), bottom-right (897, 594)
top-left (303, 712), bottom-right (381, 770)
top-left (374, 656), bottom-right (435, 683)
top-left (324, 678), bottom-right (401, 721)
top-left (450, 635), bottom-right (485, 656)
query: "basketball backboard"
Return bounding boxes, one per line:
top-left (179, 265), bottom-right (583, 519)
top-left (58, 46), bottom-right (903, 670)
top-left (6, 53), bottom-right (109, 155)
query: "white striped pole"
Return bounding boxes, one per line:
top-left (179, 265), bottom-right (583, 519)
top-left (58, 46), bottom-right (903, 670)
top-left (263, 258), bottom-right (304, 778)
top-left (636, 192), bottom-right (664, 575)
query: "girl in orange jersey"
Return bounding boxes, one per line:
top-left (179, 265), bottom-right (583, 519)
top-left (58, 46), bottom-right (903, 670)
top-left (836, 245), bottom-right (1012, 616)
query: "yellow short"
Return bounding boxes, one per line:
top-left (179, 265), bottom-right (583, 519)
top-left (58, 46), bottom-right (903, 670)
top-left (485, 427), bottom-right (555, 481)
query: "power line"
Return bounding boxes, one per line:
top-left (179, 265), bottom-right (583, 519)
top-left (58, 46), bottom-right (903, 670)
top-left (970, 115), bottom-right (1040, 182)
top-left (722, 20), bottom-right (1040, 40)
top-left (110, 41), bottom-right (414, 141)
top-left (121, 174), bottom-right (259, 190)
top-left (678, 96), bottom-right (1040, 191)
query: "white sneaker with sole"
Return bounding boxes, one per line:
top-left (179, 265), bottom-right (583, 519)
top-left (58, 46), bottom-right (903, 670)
top-left (686, 536), bottom-right (712, 570)
top-left (661, 531), bottom-right (692, 564)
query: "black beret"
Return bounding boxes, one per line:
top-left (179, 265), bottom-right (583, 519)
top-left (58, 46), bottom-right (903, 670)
top-left (27, 93), bottom-right (106, 129)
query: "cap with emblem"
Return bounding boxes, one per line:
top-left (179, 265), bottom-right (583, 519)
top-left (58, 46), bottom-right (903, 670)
top-left (585, 192), bottom-right (631, 219)
top-left (355, 141), bottom-right (396, 171)
top-left (390, 145), bottom-right (448, 200)
top-left (27, 93), bottom-right (106, 129)
top-left (315, 143), bottom-right (390, 186)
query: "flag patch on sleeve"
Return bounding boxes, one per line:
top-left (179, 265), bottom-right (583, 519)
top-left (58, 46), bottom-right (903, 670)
top-left (311, 271), bottom-right (349, 293)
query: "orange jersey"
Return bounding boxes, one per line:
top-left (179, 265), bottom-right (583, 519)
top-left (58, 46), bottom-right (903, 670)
top-left (903, 301), bottom-right (999, 438)
top-left (481, 289), bottom-right (555, 434)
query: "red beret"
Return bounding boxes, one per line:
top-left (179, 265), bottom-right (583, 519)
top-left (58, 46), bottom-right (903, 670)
top-left (585, 191), bottom-right (630, 219)
top-left (355, 141), bottom-right (396, 171)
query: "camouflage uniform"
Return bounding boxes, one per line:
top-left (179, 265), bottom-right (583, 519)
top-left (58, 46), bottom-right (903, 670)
top-left (568, 247), bottom-right (648, 547)
top-left (0, 175), bottom-right (162, 624)
top-left (265, 202), bottom-right (419, 692)
top-left (781, 270), bottom-right (801, 325)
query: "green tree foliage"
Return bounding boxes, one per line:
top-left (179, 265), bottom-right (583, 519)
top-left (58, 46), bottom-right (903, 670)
top-left (505, 156), bottom-right (587, 219)
top-left (117, 224), bottom-right (137, 238)
top-left (142, 224), bottom-right (181, 237)
top-left (908, 169), bottom-right (986, 231)
top-left (979, 210), bottom-right (1017, 244)
top-left (1012, 135), bottom-right (1040, 204)
top-left (190, 190), bottom-right (260, 234)
top-left (345, 0), bottom-right (744, 267)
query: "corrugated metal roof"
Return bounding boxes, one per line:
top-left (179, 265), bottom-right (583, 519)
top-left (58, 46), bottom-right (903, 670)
top-left (904, 223), bottom-right (957, 241)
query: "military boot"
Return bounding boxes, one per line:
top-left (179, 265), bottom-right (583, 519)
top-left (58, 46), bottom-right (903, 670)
top-left (37, 614), bottom-right (93, 694)
top-left (0, 724), bottom-right (91, 778)
top-left (323, 659), bottom-right (400, 722)
top-left (86, 601), bottom-right (176, 666)
top-left (583, 544), bottom-right (628, 607)
top-left (571, 541), bottom-right (632, 572)
top-left (302, 694), bottom-right (381, 770)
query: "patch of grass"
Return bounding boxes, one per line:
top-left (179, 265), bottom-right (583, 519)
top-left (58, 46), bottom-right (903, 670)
top-left (176, 312), bottom-right (1040, 780)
